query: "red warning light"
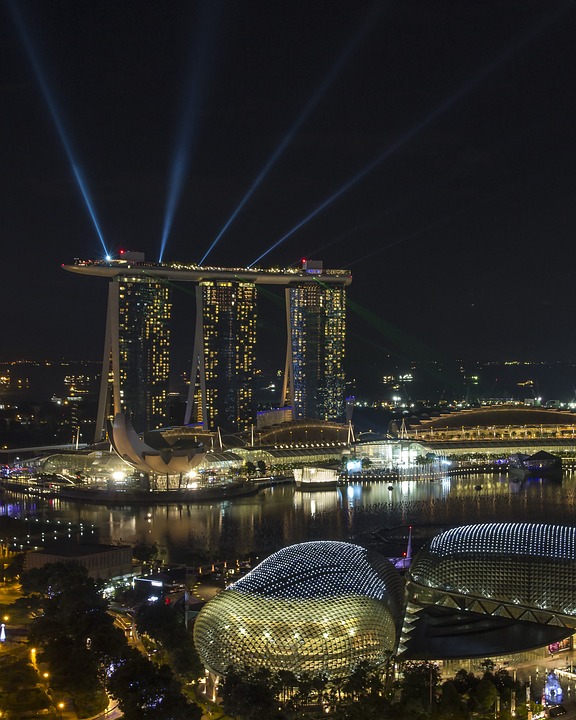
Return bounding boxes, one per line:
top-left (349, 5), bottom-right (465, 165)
top-left (120, 249), bottom-right (125, 255)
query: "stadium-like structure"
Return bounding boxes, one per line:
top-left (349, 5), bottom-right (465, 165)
top-left (194, 524), bottom-right (576, 682)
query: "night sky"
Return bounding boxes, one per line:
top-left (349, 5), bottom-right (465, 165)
top-left (3, 0), bottom-right (576, 376)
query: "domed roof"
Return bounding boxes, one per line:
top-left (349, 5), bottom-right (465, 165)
top-left (194, 541), bottom-right (404, 679)
top-left (409, 523), bottom-right (576, 620)
top-left (424, 406), bottom-right (576, 429)
top-left (232, 540), bottom-right (403, 608)
top-left (426, 522), bottom-right (576, 560)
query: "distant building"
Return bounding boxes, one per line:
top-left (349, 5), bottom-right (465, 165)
top-left (185, 281), bottom-right (257, 432)
top-left (25, 542), bottom-right (133, 581)
top-left (96, 272), bottom-right (171, 436)
top-left (282, 261), bottom-right (347, 421)
top-left (64, 258), bottom-right (351, 436)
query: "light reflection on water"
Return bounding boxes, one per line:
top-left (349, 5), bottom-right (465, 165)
top-left (2, 472), bottom-right (576, 562)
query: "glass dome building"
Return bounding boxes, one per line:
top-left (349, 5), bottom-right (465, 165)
top-left (401, 523), bottom-right (576, 659)
top-left (193, 541), bottom-right (404, 680)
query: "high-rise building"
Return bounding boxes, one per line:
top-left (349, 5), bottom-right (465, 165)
top-left (282, 262), bottom-right (347, 421)
top-left (95, 274), bottom-right (171, 437)
top-left (64, 258), bottom-right (350, 438)
top-left (185, 281), bottom-right (257, 431)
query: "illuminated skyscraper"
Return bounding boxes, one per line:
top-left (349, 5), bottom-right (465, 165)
top-left (95, 274), bottom-right (171, 438)
top-left (282, 262), bottom-right (347, 421)
top-left (185, 281), bottom-right (257, 431)
top-left (64, 257), bottom-right (350, 437)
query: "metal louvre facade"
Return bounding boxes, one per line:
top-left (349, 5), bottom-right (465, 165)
top-left (193, 541), bottom-right (403, 679)
top-left (195, 525), bottom-right (576, 669)
top-left (409, 523), bottom-right (576, 616)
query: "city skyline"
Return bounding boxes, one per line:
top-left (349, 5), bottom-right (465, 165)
top-left (3, 1), bottom-right (576, 367)
top-left (69, 256), bottom-right (351, 434)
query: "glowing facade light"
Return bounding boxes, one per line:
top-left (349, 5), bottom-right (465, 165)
top-left (409, 523), bottom-right (576, 617)
top-left (194, 541), bottom-right (403, 679)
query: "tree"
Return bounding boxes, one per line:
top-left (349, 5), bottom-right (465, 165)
top-left (312, 671), bottom-right (328, 706)
top-left (133, 542), bottom-right (159, 565)
top-left (453, 668), bottom-right (478, 695)
top-left (473, 676), bottom-right (498, 718)
top-left (25, 562), bottom-right (127, 696)
top-left (276, 669), bottom-right (298, 706)
top-left (244, 461), bottom-right (257, 476)
top-left (256, 460), bottom-right (266, 474)
top-left (4, 552), bottom-right (25, 581)
top-left (294, 672), bottom-right (313, 706)
top-left (342, 661), bottom-right (377, 702)
top-left (399, 660), bottom-right (441, 705)
top-left (221, 667), bottom-right (279, 720)
top-left (438, 680), bottom-right (467, 720)
top-left (135, 600), bottom-right (199, 679)
top-left (478, 659), bottom-right (495, 675)
top-left (108, 648), bottom-right (200, 720)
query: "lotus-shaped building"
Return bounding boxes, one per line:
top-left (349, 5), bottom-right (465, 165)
top-left (108, 413), bottom-right (206, 476)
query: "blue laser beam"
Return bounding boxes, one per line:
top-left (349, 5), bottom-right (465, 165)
top-left (8, 1), bottom-right (109, 257)
top-left (199, 2), bottom-right (387, 266)
top-left (249, 0), bottom-right (573, 268)
top-left (158, 1), bottom-right (223, 262)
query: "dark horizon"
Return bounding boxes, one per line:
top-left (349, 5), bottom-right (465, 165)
top-left (3, 1), bottom-right (576, 365)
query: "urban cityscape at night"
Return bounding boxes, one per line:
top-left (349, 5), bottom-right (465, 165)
top-left (3, 1), bottom-right (576, 718)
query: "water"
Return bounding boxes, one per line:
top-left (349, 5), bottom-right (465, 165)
top-left (2, 472), bottom-right (576, 563)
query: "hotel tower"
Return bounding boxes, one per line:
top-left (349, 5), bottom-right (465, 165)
top-left (64, 257), bottom-right (350, 440)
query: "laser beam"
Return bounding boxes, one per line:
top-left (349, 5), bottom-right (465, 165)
top-left (8, 1), bottom-right (109, 256)
top-left (199, 2), bottom-right (387, 265)
top-left (249, 1), bottom-right (573, 268)
top-left (158, 1), bottom-right (223, 262)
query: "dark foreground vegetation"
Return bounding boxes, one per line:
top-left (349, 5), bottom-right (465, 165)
top-left (9, 561), bottom-right (543, 720)
top-left (219, 658), bottom-right (538, 720)
top-left (17, 562), bottom-right (201, 719)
